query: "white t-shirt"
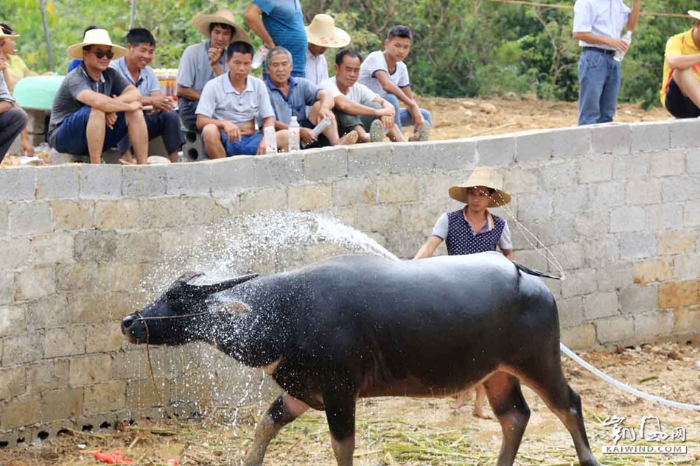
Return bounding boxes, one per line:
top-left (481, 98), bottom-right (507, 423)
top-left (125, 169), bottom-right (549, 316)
top-left (358, 51), bottom-right (410, 95)
top-left (319, 77), bottom-right (377, 106)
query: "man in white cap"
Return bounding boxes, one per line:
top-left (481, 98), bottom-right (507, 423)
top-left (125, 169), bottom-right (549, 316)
top-left (0, 29), bottom-right (28, 163)
top-left (304, 14), bottom-right (351, 86)
top-left (660, 11), bottom-right (700, 118)
top-left (47, 29), bottom-right (149, 164)
top-left (177, 9), bottom-right (250, 132)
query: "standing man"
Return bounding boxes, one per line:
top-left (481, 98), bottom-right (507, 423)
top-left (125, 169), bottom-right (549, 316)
top-left (48, 29), bottom-right (148, 165)
top-left (660, 11), bottom-right (700, 118)
top-left (196, 41), bottom-right (284, 158)
top-left (359, 25), bottom-right (431, 141)
top-left (244, 0), bottom-right (307, 77)
top-left (0, 35), bottom-right (27, 162)
top-left (573, 0), bottom-right (641, 125)
top-left (112, 28), bottom-right (185, 163)
top-left (304, 14), bottom-right (351, 86)
top-left (265, 46), bottom-right (357, 147)
top-left (320, 50), bottom-right (400, 143)
top-left (178, 10), bottom-right (250, 132)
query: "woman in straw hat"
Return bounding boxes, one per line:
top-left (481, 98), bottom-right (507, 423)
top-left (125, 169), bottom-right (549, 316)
top-left (305, 14), bottom-right (351, 85)
top-left (0, 28), bottom-right (28, 163)
top-left (414, 166), bottom-right (513, 417)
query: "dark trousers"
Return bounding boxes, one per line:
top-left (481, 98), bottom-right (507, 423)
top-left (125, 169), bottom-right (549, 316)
top-left (334, 101), bottom-right (382, 136)
top-left (117, 110), bottom-right (185, 155)
top-left (0, 107), bottom-right (28, 163)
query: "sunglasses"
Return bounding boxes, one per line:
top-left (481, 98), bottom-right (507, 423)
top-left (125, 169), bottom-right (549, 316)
top-left (92, 49), bottom-right (114, 59)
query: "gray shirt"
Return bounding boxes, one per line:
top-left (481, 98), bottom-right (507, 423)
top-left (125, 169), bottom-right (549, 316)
top-left (48, 65), bottom-right (130, 146)
top-left (0, 73), bottom-right (14, 103)
top-left (196, 74), bottom-right (274, 125)
top-left (265, 76), bottom-right (319, 124)
top-left (110, 57), bottom-right (160, 97)
top-left (177, 41), bottom-right (227, 117)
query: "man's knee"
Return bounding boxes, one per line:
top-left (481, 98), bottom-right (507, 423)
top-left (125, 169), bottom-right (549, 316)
top-left (90, 107), bottom-right (106, 120)
top-left (161, 110), bottom-right (180, 126)
top-left (7, 107), bottom-right (28, 130)
top-left (202, 124), bottom-right (220, 142)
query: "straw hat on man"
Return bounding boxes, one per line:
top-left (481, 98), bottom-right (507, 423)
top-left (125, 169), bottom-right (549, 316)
top-left (305, 14), bottom-right (351, 85)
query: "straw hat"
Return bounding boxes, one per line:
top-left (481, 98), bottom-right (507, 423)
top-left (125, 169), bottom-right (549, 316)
top-left (689, 10), bottom-right (700, 21)
top-left (0, 27), bottom-right (19, 39)
top-left (305, 14), bottom-right (351, 48)
top-left (67, 29), bottom-right (127, 60)
top-left (448, 167), bottom-right (511, 207)
top-left (193, 9), bottom-right (251, 44)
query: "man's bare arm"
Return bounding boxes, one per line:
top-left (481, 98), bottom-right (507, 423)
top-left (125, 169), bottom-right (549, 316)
top-left (244, 3), bottom-right (275, 48)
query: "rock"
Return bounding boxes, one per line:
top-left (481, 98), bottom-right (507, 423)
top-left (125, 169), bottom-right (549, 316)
top-left (693, 360), bottom-right (700, 371)
top-left (461, 100), bottom-right (477, 109)
top-left (667, 350), bottom-right (683, 361)
top-left (463, 110), bottom-right (474, 120)
top-left (479, 102), bottom-right (498, 114)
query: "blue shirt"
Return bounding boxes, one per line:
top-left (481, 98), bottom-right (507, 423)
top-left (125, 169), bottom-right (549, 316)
top-left (68, 59), bottom-right (82, 73)
top-left (253, 0), bottom-right (307, 75)
top-left (265, 76), bottom-right (319, 123)
top-left (110, 57), bottom-right (160, 97)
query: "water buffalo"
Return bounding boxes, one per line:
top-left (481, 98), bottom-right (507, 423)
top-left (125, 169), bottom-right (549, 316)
top-left (122, 252), bottom-right (600, 466)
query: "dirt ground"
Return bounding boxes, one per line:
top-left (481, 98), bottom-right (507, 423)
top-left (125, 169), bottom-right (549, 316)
top-left (0, 95), bottom-right (670, 167)
top-left (1, 342), bottom-right (698, 466)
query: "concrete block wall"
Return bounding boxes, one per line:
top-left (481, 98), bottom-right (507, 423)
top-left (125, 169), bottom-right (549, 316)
top-left (1, 119), bottom-right (699, 442)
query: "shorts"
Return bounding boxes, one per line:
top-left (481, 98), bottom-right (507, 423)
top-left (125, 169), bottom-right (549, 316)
top-left (220, 131), bottom-right (264, 156)
top-left (300, 118), bottom-right (330, 149)
top-left (54, 106), bottom-right (128, 155)
top-left (665, 76), bottom-right (700, 119)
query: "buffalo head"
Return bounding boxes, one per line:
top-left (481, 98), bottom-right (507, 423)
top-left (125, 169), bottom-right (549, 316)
top-left (121, 271), bottom-right (258, 346)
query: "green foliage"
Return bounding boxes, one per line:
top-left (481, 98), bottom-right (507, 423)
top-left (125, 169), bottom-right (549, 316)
top-left (0, 0), bottom-right (694, 106)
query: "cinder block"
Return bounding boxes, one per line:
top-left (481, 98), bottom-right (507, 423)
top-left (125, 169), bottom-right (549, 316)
top-left (516, 193), bottom-right (553, 223)
top-left (288, 184), bottom-right (333, 211)
top-left (583, 291), bottom-right (619, 320)
top-left (658, 280), bottom-right (700, 309)
top-left (52, 200), bottom-right (94, 231)
top-left (114, 230), bottom-right (161, 263)
top-left (399, 200), bottom-right (449, 232)
top-left (391, 142), bottom-right (436, 173)
top-left (612, 153), bottom-right (649, 180)
top-left (79, 165), bottom-right (122, 199)
top-left (165, 161), bottom-right (211, 196)
top-left (347, 143), bottom-right (392, 177)
top-left (0, 237), bottom-right (31, 269)
top-left (0, 202), bottom-right (7, 237)
top-left (560, 324), bottom-right (596, 350)
top-left (662, 176), bottom-right (700, 203)
top-left (0, 167), bottom-right (36, 201)
top-left (74, 230), bottom-right (118, 263)
top-left (650, 149), bottom-right (686, 177)
top-left (672, 307), bottom-right (700, 335)
top-left (619, 231), bottom-right (656, 260)
top-left (35, 166), bottom-right (80, 200)
top-left (180, 197), bottom-right (228, 226)
top-left (552, 186), bottom-right (588, 215)
top-left (595, 315), bottom-right (634, 344)
top-left (631, 121), bottom-right (670, 152)
top-left (136, 197), bottom-right (186, 229)
top-left (377, 176), bottom-right (420, 203)
top-left (44, 326), bottom-right (86, 358)
top-left (504, 166), bottom-right (539, 194)
top-left (475, 134), bottom-right (515, 166)
top-left (0, 272), bottom-right (12, 305)
top-left (0, 365), bottom-right (25, 400)
top-left (25, 294), bottom-right (69, 330)
top-left (620, 285), bottom-right (658, 315)
top-left (84, 381), bottom-right (127, 415)
top-left (551, 126), bottom-right (590, 158)
top-left (385, 230), bottom-right (428, 260)
top-left (239, 186), bottom-right (288, 214)
top-left (97, 262), bottom-right (143, 292)
top-left (209, 156), bottom-right (256, 195)
top-left (634, 310), bottom-right (673, 341)
top-left (684, 200), bottom-right (700, 227)
top-left (85, 322), bottom-right (123, 353)
top-left (590, 124), bottom-right (631, 155)
top-left (625, 179), bottom-right (661, 205)
top-left (609, 206), bottom-right (645, 232)
top-left (673, 254), bottom-right (700, 281)
top-left (658, 230), bottom-right (696, 255)
top-left (670, 118), bottom-right (700, 148)
top-left (1, 334), bottom-right (43, 366)
top-left (254, 152), bottom-right (305, 187)
top-left (40, 388), bottom-right (84, 422)
top-left (557, 296), bottom-right (583, 327)
top-left (26, 359), bottom-right (70, 393)
top-left (646, 203), bottom-right (683, 231)
top-left (560, 269), bottom-right (597, 298)
top-left (547, 242), bottom-right (585, 271)
top-left (588, 181), bottom-right (625, 207)
top-left (126, 377), bottom-right (171, 409)
top-left (9, 202), bottom-right (53, 236)
top-left (30, 232), bottom-right (74, 265)
top-left (112, 349), bottom-right (149, 380)
top-left (94, 200), bottom-right (140, 230)
top-left (69, 355), bottom-right (112, 387)
top-left (15, 266), bottom-right (55, 301)
top-left (634, 258), bottom-right (674, 285)
top-left (511, 249), bottom-right (548, 274)
top-left (1, 394), bottom-right (40, 430)
top-left (594, 262), bottom-right (634, 291)
top-left (540, 160), bottom-right (577, 190)
top-left (121, 165), bottom-right (168, 198)
top-left (515, 130), bottom-right (552, 163)
top-left (25, 109), bottom-right (48, 133)
top-left (355, 204), bottom-right (401, 232)
top-left (688, 148), bottom-right (700, 173)
top-left (420, 174), bottom-right (459, 200)
top-left (578, 156), bottom-right (613, 183)
top-left (433, 139), bottom-right (476, 171)
top-left (332, 178), bottom-right (376, 206)
top-left (304, 147), bottom-right (348, 180)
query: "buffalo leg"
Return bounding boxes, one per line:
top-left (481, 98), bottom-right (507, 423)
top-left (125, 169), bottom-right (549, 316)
top-left (324, 391), bottom-right (357, 466)
top-left (483, 372), bottom-right (531, 466)
top-left (243, 393), bottom-right (309, 466)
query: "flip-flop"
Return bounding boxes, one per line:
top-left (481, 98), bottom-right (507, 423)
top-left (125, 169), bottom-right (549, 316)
top-left (369, 119), bottom-right (384, 143)
top-left (118, 158), bottom-right (135, 165)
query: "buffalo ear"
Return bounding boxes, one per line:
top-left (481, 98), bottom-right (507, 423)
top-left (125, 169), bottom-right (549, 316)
top-left (185, 273), bottom-right (259, 296)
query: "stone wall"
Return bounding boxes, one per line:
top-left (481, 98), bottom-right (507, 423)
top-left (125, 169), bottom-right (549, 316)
top-left (1, 119), bottom-right (699, 444)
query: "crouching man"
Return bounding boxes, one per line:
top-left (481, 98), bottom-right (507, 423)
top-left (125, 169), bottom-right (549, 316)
top-left (196, 41), bottom-right (286, 157)
top-left (48, 29), bottom-right (148, 164)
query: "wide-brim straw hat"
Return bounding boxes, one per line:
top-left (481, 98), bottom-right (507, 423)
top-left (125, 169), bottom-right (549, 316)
top-left (448, 167), bottom-right (511, 207)
top-left (67, 29), bottom-right (127, 60)
top-left (305, 14), bottom-right (350, 48)
top-left (193, 9), bottom-right (251, 44)
top-left (0, 28), bottom-right (19, 39)
top-left (689, 10), bottom-right (700, 21)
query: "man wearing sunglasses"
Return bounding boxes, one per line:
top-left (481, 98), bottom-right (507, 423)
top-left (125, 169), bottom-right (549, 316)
top-left (48, 29), bottom-right (149, 164)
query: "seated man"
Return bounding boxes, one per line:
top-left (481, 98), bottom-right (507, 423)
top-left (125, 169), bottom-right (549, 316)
top-left (196, 41), bottom-right (285, 157)
top-left (0, 50), bottom-right (28, 163)
top-left (320, 50), bottom-right (400, 143)
top-left (111, 28), bottom-right (185, 163)
top-left (304, 14), bottom-right (351, 86)
top-left (47, 29), bottom-right (148, 164)
top-left (265, 46), bottom-right (357, 148)
top-left (661, 10), bottom-right (700, 118)
top-left (358, 25), bottom-right (431, 141)
top-left (178, 9), bottom-right (250, 132)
